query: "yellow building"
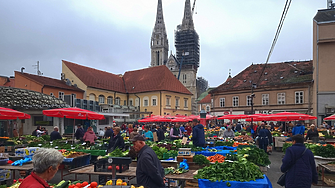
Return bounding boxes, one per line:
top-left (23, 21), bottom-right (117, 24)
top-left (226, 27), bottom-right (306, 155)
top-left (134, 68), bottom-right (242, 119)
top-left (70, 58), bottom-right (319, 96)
top-left (62, 60), bottom-right (193, 118)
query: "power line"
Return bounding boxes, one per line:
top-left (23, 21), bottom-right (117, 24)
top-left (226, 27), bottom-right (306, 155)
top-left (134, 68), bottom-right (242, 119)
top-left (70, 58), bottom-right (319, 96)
top-left (256, 0), bottom-right (292, 86)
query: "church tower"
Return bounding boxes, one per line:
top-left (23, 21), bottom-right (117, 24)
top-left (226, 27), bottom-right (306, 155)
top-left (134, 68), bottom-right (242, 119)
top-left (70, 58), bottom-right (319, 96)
top-left (151, 0), bottom-right (169, 67)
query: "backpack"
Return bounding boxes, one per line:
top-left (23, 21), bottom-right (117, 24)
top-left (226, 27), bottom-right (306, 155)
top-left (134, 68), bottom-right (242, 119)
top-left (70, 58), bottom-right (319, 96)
top-left (32, 129), bottom-right (37, 136)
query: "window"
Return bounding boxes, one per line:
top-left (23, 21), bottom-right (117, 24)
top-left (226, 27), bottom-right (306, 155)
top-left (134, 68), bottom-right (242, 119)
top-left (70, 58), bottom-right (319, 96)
top-left (98, 95), bottom-right (105, 104)
top-left (89, 93), bottom-right (96, 101)
top-left (211, 99), bottom-right (214, 107)
top-left (295, 91), bottom-right (304, 104)
top-left (107, 96), bottom-right (113, 105)
top-left (219, 98), bottom-right (225, 107)
top-left (176, 98), bottom-right (179, 106)
top-left (184, 99), bottom-right (188, 107)
top-left (232, 96), bottom-right (239, 107)
top-left (247, 96), bottom-right (252, 106)
top-left (144, 99), bottom-right (149, 106)
top-left (129, 99), bottom-right (133, 106)
top-left (135, 98), bottom-right (139, 106)
top-left (166, 97), bottom-right (171, 106)
top-left (277, 93), bottom-right (285, 104)
top-left (262, 94), bottom-right (269, 105)
top-left (50, 93), bottom-right (54, 96)
top-left (115, 97), bottom-right (120, 105)
top-left (151, 96), bottom-right (157, 106)
top-left (59, 92), bottom-right (64, 100)
top-left (182, 74), bottom-right (187, 84)
top-left (124, 100), bottom-right (127, 106)
top-left (206, 105), bottom-right (210, 112)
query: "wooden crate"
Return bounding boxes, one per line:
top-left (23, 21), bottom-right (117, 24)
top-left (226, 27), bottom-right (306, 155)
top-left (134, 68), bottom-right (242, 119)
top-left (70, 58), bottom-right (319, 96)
top-left (185, 179), bottom-right (199, 187)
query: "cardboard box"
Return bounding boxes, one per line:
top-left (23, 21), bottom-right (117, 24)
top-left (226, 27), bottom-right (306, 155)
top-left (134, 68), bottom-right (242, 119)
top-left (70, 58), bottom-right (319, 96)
top-left (15, 147), bottom-right (40, 157)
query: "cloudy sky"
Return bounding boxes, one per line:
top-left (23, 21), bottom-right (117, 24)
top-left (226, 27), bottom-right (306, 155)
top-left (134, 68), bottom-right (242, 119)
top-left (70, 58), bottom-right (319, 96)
top-left (0, 0), bottom-right (327, 87)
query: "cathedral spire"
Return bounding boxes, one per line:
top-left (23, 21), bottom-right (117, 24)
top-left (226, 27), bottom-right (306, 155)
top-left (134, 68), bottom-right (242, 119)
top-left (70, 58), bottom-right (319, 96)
top-left (150, 0), bottom-right (169, 67)
top-left (181, 0), bottom-right (194, 30)
top-left (154, 0), bottom-right (166, 33)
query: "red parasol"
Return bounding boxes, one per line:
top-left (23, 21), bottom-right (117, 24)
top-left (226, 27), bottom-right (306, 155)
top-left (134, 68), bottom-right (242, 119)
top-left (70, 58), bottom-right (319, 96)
top-left (265, 112), bottom-right (315, 121)
top-left (0, 107), bottom-right (31, 120)
top-left (324, 114), bottom-right (335, 120)
top-left (43, 107), bottom-right (105, 142)
top-left (170, 118), bottom-right (190, 123)
top-left (217, 114), bottom-right (248, 120)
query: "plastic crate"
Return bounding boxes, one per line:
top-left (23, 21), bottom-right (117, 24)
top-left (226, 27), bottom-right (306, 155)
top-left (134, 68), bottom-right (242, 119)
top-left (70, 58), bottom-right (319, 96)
top-left (62, 154), bottom-right (91, 169)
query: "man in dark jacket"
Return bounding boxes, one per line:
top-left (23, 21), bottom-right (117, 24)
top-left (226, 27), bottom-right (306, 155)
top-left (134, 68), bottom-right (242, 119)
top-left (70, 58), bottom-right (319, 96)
top-left (50, 126), bottom-right (62, 141)
top-left (74, 125), bottom-right (85, 140)
top-left (131, 135), bottom-right (166, 188)
top-left (235, 122), bottom-right (242, 132)
top-left (108, 127), bottom-right (124, 151)
top-left (104, 126), bottom-right (114, 138)
top-left (156, 125), bottom-right (165, 142)
top-left (281, 134), bottom-right (318, 188)
top-left (191, 119), bottom-right (205, 147)
top-left (292, 121), bottom-right (305, 135)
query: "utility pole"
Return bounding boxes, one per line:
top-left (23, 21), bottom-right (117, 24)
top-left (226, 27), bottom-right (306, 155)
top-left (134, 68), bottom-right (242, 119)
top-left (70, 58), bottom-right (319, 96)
top-left (248, 83), bottom-right (256, 125)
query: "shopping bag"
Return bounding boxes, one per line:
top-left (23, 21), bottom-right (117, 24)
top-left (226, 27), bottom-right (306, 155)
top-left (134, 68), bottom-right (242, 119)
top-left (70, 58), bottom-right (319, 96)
top-left (277, 172), bottom-right (286, 186)
top-left (267, 145), bottom-right (272, 152)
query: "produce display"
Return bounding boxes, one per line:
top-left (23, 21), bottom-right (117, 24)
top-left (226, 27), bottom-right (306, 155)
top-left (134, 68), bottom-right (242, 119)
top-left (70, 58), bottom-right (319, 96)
top-left (194, 158), bottom-right (264, 182)
top-left (193, 154), bottom-right (210, 165)
top-left (283, 143), bottom-right (335, 158)
top-left (207, 154), bottom-right (225, 163)
top-left (105, 148), bottom-right (129, 158)
top-left (59, 150), bottom-right (87, 158)
top-left (164, 166), bottom-right (189, 175)
top-left (215, 140), bottom-right (234, 147)
top-left (234, 135), bottom-right (253, 142)
top-left (237, 147), bottom-right (271, 166)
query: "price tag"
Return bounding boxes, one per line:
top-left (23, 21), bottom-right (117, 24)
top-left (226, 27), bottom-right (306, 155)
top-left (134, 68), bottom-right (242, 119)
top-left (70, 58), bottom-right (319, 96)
top-left (71, 147), bottom-right (75, 150)
top-left (82, 142), bottom-right (86, 145)
top-left (50, 141), bottom-right (53, 144)
top-left (38, 144), bottom-right (42, 147)
top-left (182, 137), bottom-right (188, 145)
top-left (65, 141), bottom-right (68, 144)
top-left (55, 146), bottom-right (58, 149)
top-left (99, 144), bottom-right (102, 147)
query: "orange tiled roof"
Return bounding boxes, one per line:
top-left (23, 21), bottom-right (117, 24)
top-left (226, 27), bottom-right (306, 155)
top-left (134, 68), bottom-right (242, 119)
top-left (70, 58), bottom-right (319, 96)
top-left (63, 60), bottom-right (192, 95)
top-left (123, 65), bottom-right (192, 95)
top-left (198, 94), bottom-right (211, 104)
top-left (211, 60), bottom-right (313, 93)
top-left (63, 60), bottom-right (126, 93)
top-left (15, 71), bottom-right (83, 92)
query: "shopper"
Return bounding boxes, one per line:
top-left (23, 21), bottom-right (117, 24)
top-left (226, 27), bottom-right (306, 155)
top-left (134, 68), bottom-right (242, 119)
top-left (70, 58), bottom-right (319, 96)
top-left (129, 127), bottom-right (139, 140)
top-left (98, 128), bottom-right (105, 137)
top-left (156, 124), bottom-right (165, 142)
top-left (83, 127), bottom-right (97, 144)
top-left (191, 119), bottom-right (205, 147)
top-left (74, 125), bottom-right (85, 140)
top-left (50, 126), bottom-right (62, 141)
top-left (223, 126), bottom-right (235, 138)
top-left (19, 148), bottom-right (64, 188)
top-left (185, 123), bottom-right (192, 136)
top-left (258, 125), bottom-right (269, 153)
top-left (305, 124), bottom-right (319, 143)
top-left (104, 126), bottom-right (114, 138)
top-left (13, 129), bottom-right (18, 137)
top-left (130, 135), bottom-right (166, 188)
top-left (108, 127), bottom-right (125, 151)
top-left (280, 134), bottom-right (318, 188)
top-left (292, 121), bottom-right (305, 135)
top-left (127, 124), bottom-right (134, 135)
top-left (170, 123), bottom-right (182, 141)
top-left (142, 125), bottom-right (153, 141)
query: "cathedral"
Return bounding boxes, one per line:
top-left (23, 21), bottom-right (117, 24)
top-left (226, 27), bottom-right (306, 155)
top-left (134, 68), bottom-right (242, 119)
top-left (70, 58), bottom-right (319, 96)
top-left (150, 0), bottom-right (207, 114)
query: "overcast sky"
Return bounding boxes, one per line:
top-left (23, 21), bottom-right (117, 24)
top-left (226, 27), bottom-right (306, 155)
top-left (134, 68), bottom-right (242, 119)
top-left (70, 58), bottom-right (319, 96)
top-left (0, 0), bottom-right (328, 87)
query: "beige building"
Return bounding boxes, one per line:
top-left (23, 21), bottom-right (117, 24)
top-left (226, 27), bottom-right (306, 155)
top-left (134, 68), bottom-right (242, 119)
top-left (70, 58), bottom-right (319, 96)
top-left (313, 7), bottom-right (335, 125)
top-left (62, 60), bottom-right (193, 120)
top-left (210, 61), bottom-right (314, 116)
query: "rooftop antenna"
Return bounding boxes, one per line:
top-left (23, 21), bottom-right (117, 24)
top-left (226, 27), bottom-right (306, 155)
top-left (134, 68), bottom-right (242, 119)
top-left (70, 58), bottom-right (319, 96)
top-left (33, 61), bottom-right (43, 76)
top-left (229, 69), bottom-right (231, 77)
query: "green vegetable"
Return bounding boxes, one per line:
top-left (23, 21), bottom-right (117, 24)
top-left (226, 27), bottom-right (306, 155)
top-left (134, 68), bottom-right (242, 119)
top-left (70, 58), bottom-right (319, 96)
top-left (237, 147), bottom-right (271, 166)
top-left (54, 180), bottom-right (70, 188)
top-left (194, 158), bottom-right (264, 182)
top-left (193, 154), bottom-right (210, 165)
top-left (108, 148), bottom-right (126, 157)
top-left (152, 145), bottom-right (168, 160)
top-left (215, 140), bottom-right (234, 147)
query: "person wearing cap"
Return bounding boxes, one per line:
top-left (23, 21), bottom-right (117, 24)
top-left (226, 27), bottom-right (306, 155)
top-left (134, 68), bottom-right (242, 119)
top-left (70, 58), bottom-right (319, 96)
top-left (131, 135), bottom-right (166, 188)
top-left (191, 119), bottom-right (205, 147)
top-left (305, 124), bottom-right (319, 143)
top-left (50, 126), bottom-right (62, 141)
top-left (223, 126), bottom-right (235, 138)
top-left (74, 125), bottom-right (85, 140)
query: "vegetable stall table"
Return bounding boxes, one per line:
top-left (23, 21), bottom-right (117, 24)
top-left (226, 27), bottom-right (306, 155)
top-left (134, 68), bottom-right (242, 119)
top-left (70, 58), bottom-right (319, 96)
top-left (0, 163), bottom-right (33, 181)
top-left (69, 165), bottom-right (197, 188)
top-left (273, 137), bottom-right (287, 150)
top-left (59, 153), bottom-right (91, 180)
top-left (318, 163), bottom-right (335, 186)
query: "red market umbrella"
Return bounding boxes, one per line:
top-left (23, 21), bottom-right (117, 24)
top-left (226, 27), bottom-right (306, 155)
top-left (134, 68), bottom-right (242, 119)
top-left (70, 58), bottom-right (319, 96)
top-left (43, 107), bottom-right (105, 142)
top-left (0, 107), bottom-right (31, 119)
top-left (265, 112), bottom-right (314, 121)
top-left (197, 114), bottom-right (216, 120)
top-left (170, 118), bottom-right (190, 123)
top-left (217, 114), bottom-right (249, 120)
top-left (324, 114), bottom-right (335, 120)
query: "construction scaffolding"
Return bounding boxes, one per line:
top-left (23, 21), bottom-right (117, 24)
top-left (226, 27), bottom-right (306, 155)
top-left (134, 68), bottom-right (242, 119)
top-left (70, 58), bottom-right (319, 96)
top-left (175, 27), bottom-right (200, 68)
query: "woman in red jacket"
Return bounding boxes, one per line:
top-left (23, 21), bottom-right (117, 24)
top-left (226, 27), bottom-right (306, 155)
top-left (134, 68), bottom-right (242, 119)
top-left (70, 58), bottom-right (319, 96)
top-left (19, 148), bottom-right (64, 188)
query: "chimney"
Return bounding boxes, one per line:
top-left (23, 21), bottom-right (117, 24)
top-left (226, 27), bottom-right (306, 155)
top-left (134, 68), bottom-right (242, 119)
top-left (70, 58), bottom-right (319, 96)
top-left (21, 67), bottom-right (25, 73)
